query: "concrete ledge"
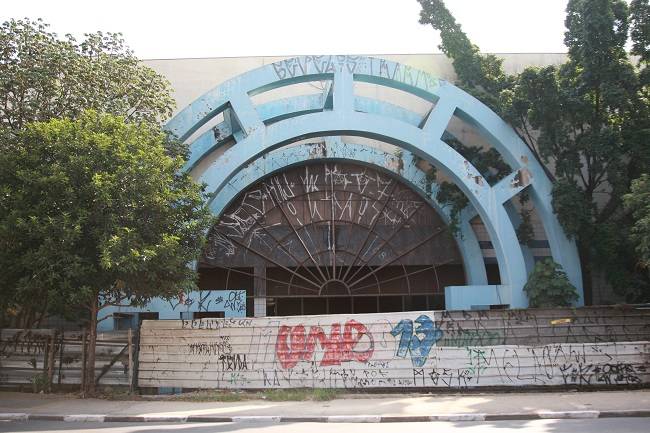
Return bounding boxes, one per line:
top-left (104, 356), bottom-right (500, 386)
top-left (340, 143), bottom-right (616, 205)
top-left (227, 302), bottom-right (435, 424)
top-left (62, 414), bottom-right (106, 422)
top-left (598, 410), bottom-right (650, 418)
top-left (186, 416), bottom-right (236, 422)
top-left (327, 415), bottom-right (381, 423)
top-left (2, 410), bottom-right (650, 423)
top-left (0, 413), bottom-right (28, 421)
top-left (27, 415), bottom-right (65, 421)
top-left (484, 413), bottom-right (540, 421)
top-left (431, 413), bottom-right (487, 421)
top-left (232, 416), bottom-right (281, 423)
top-left (537, 411), bottom-right (599, 419)
top-left (142, 415), bottom-right (188, 422)
top-left (103, 416), bottom-right (149, 423)
top-left (280, 416), bottom-right (328, 423)
top-left (380, 415), bottom-right (433, 422)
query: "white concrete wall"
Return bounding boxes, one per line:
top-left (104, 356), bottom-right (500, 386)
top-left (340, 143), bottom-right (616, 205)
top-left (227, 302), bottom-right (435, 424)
top-left (138, 307), bottom-right (650, 389)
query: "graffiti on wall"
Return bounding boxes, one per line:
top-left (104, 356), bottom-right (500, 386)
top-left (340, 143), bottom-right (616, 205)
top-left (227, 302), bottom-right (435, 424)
top-left (275, 320), bottom-right (374, 368)
top-left (138, 308), bottom-right (650, 389)
top-left (204, 163), bottom-right (428, 262)
top-left (167, 290), bottom-right (246, 315)
top-left (269, 55), bottom-right (440, 92)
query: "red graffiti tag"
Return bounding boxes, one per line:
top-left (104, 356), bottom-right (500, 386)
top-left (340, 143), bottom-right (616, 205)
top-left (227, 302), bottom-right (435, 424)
top-left (275, 320), bottom-right (374, 369)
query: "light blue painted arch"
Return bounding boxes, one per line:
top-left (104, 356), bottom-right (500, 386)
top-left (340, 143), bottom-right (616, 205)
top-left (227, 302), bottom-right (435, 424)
top-left (192, 110), bottom-right (529, 307)
top-left (212, 139), bottom-right (488, 286)
top-left (166, 55), bottom-right (583, 309)
top-left (183, 94), bottom-right (423, 171)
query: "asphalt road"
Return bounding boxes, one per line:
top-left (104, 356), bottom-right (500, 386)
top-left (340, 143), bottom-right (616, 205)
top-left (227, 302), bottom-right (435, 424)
top-left (1, 418), bottom-right (649, 433)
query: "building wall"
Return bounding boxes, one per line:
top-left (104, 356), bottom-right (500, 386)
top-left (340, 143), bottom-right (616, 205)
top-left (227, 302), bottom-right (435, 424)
top-left (143, 53), bottom-right (569, 118)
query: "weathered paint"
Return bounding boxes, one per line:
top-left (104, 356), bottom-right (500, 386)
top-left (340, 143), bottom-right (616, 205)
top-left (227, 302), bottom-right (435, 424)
top-left (97, 290), bottom-right (246, 332)
top-left (166, 55), bottom-right (583, 310)
top-left (138, 307), bottom-right (650, 389)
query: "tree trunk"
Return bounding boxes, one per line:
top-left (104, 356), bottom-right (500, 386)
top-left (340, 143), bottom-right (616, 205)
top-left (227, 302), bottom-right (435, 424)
top-left (578, 239), bottom-right (593, 305)
top-left (84, 294), bottom-right (99, 397)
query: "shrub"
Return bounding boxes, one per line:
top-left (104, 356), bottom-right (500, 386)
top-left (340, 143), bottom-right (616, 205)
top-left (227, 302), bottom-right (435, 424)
top-left (524, 259), bottom-right (579, 308)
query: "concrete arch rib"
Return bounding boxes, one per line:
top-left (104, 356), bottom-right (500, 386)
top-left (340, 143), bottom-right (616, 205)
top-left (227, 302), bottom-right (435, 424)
top-left (166, 55), bottom-right (583, 309)
top-left (443, 86), bottom-right (583, 304)
top-left (210, 140), bottom-right (488, 286)
top-left (197, 109), bottom-right (527, 308)
top-left (184, 94), bottom-right (422, 172)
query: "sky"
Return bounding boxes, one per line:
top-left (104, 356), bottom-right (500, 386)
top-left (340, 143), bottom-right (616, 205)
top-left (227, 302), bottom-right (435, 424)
top-left (1, 0), bottom-right (572, 59)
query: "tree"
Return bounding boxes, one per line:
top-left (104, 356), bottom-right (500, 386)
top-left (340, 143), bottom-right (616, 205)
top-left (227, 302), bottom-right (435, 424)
top-left (0, 18), bottom-right (188, 327)
top-left (0, 18), bottom-right (174, 135)
top-left (523, 259), bottom-right (579, 308)
top-left (0, 111), bottom-right (212, 395)
top-left (418, 0), bottom-right (650, 303)
top-left (625, 174), bottom-right (650, 271)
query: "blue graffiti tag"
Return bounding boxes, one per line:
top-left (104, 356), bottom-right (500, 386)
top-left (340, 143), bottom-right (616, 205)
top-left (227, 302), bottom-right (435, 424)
top-left (390, 315), bottom-right (443, 367)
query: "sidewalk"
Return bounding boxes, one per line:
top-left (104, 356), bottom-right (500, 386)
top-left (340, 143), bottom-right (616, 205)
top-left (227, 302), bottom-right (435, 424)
top-left (1, 390), bottom-right (649, 423)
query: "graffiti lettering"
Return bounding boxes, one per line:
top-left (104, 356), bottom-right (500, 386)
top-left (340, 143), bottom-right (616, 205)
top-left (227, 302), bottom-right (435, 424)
top-left (220, 354), bottom-right (248, 371)
top-left (275, 320), bottom-right (374, 369)
top-left (188, 338), bottom-right (232, 356)
top-left (391, 315), bottom-right (443, 367)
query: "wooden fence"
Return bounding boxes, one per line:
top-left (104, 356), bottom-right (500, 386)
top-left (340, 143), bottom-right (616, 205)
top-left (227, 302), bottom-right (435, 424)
top-left (0, 329), bottom-right (135, 391)
top-left (138, 306), bottom-right (650, 390)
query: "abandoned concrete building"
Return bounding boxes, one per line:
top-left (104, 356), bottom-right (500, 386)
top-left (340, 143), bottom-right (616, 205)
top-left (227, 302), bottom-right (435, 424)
top-left (98, 54), bottom-right (586, 331)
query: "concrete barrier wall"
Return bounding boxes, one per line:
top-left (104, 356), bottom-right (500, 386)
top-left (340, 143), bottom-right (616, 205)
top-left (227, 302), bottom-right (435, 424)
top-left (138, 307), bottom-right (650, 389)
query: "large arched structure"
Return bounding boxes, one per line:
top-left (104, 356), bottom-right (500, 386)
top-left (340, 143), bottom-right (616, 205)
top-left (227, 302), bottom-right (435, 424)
top-left (167, 55), bottom-right (583, 310)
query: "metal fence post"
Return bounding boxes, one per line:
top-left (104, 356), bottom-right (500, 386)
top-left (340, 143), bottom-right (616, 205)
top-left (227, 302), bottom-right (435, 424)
top-left (46, 333), bottom-right (55, 392)
top-left (57, 332), bottom-right (64, 386)
top-left (131, 324), bottom-right (141, 393)
top-left (80, 331), bottom-right (87, 397)
top-left (128, 328), bottom-right (133, 393)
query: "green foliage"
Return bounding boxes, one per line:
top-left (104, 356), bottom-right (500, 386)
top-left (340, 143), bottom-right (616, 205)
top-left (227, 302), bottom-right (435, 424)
top-left (516, 192), bottom-right (535, 247)
top-left (0, 19), bottom-right (187, 327)
top-left (174, 390), bottom-right (247, 402)
top-left (262, 388), bottom-right (340, 401)
top-left (524, 259), bottom-right (580, 308)
top-left (631, 0), bottom-right (650, 63)
top-left (0, 18), bottom-right (175, 133)
top-left (0, 111), bottom-right (212, 326)
top-left (436, 181), bottom-right (468, 236)
top-left (624, 174), bottom-right (650, 270)
top-left (435, 133), bottom-right (511, 237)
top-left (417, 0), bottom-right (511, 111)
top-left (30, 372), bottom-right (48, 393)
top-left (169, 388), bottom-right (340, 402)
top-left (418, 0), bottom-right (650, 302)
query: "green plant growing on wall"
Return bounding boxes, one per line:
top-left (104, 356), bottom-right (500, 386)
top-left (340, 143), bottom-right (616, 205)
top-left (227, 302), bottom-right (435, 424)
top-left (393, 148), bottom-right (404, 173)
top-left (524, 259), bottom-right (579, 308)
top-left (420, 165), bottom-right (436, 196)
top-left (436, 182), bottom-right (468, 236)
top-left (30, 372), bottom-right (48, 393)
top-left (516, 192), bottom-right (535, 247)
top-left (434, 133), bottom-right (514, 237)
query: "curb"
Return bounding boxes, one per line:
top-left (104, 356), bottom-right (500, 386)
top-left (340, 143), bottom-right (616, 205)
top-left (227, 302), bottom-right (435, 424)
top-left (2, 410), bottom-right (650, 423)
